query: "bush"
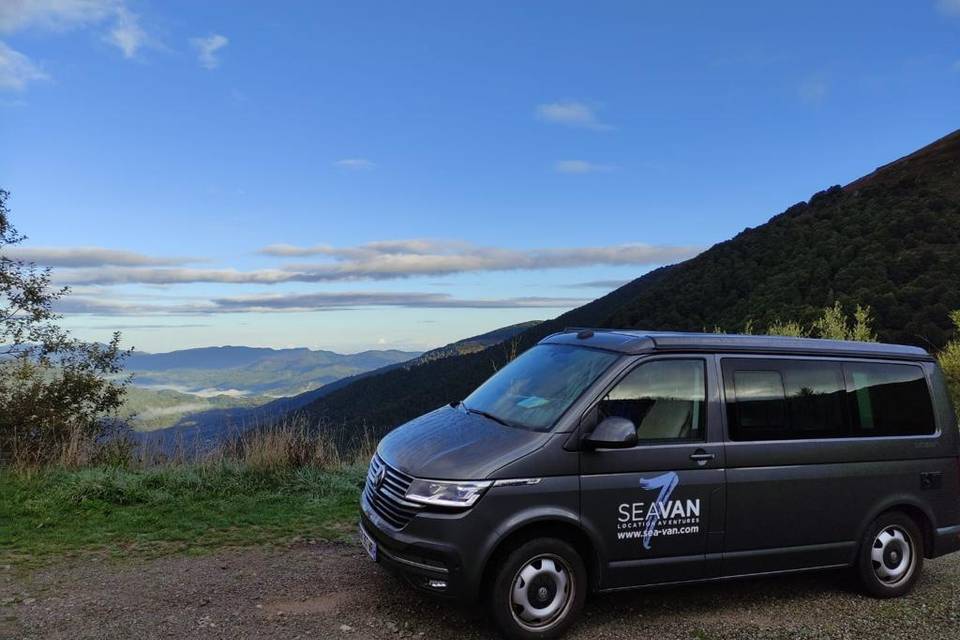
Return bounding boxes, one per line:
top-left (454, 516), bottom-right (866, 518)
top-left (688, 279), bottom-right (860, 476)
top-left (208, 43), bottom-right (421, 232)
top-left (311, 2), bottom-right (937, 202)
top-left (939, 311), bottom-right (960, 411)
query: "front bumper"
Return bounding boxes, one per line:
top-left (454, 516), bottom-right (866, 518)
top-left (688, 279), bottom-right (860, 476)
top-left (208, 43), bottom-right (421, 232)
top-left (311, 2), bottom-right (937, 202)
top-left (359, 491), bottom-right (474, 600)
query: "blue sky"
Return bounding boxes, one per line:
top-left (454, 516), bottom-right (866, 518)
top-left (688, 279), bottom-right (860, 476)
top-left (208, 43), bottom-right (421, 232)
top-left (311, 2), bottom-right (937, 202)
top-left (1, 0), bottom-right (959, 353)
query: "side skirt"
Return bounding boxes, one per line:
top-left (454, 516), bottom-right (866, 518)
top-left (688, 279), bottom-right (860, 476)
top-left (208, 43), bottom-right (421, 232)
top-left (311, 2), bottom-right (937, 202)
top-left (597, 561), bottom-right (852, 594)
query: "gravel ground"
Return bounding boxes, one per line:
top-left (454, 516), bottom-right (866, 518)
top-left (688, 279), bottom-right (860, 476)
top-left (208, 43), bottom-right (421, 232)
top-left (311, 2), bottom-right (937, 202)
top-left (1, 541), bottom-right (958, 640)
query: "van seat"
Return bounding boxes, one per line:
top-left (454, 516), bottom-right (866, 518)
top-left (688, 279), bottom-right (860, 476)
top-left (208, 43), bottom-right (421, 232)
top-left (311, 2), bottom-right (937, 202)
top-left (637, 399), bottom-right (692, 439)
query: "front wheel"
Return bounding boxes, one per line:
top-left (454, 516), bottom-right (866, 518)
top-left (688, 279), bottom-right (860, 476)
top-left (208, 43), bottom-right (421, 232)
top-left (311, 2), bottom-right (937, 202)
top-left (857, 511), bottom-right (924, 598)
top-left (489, 538), bottom-right (587, 640)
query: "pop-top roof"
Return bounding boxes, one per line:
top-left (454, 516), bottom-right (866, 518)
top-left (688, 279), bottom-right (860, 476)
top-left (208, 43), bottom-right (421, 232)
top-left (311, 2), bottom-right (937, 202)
top-left (539, 329), bottom-right (932, 361)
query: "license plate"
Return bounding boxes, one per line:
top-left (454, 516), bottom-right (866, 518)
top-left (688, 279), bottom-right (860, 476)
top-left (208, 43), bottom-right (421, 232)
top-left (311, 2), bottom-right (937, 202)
top-left (359, 525), bottom-right (377, 562)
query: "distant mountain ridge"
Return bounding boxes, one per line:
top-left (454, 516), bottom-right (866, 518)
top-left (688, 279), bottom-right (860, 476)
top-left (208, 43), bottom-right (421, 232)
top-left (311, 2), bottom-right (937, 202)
top-left (293, 129), bottom-right (960, 443)
top-left (128, 346), bottom-right (418, 373)
top-left (133, 321), bottom-right (539, 448)
top-left (414, 321), bottom-right (541, 364)
top-left (127, 345), bottom-right (421, 398)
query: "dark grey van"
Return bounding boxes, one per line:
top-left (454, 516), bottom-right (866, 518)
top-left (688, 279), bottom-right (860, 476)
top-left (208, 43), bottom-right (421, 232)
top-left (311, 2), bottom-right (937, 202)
top-left (358, 330), bottom-right (960, 639)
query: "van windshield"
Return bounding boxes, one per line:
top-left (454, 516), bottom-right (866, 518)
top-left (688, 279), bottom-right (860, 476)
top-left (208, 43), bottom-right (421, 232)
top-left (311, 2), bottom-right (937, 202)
top-left (462, 344), bottom-right (619, 431)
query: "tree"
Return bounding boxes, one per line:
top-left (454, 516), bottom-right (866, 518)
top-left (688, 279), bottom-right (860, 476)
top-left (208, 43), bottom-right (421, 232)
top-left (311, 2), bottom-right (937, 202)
top-left (0, 189), bottom-right (131, 467)
top-left (813, 302), bottom-right (877, 341)
top-left (766, 303), bottom-right (878, 341)
top-left (939, 311), bottom-right (960, 412)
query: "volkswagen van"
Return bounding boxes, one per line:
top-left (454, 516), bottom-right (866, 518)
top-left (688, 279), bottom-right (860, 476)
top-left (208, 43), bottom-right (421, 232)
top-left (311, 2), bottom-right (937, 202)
top-left (358, 329), bottom-right (960, 639)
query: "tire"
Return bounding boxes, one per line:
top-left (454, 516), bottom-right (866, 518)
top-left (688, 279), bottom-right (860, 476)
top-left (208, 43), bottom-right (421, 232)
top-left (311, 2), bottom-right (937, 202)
top-left (857, 511), bottom-right (924, 598)
top-left (488, 538), bottom-right (587, 640)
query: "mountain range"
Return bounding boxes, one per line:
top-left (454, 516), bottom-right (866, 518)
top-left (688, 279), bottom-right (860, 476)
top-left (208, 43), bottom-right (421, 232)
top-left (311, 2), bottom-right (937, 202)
top-left (127, 346), bottom-right (421, 398)
top-left (129, 321), bottom-right (540, 443)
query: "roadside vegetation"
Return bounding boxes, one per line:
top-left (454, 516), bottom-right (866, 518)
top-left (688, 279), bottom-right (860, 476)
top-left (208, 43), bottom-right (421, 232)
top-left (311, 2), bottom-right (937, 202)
top-left (0, 424), bottom-right (374, 566)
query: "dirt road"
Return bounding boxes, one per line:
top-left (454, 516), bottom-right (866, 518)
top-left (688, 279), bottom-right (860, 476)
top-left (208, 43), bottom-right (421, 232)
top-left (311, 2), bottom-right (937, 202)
top-left (2, 541), bottom-right (959, 640)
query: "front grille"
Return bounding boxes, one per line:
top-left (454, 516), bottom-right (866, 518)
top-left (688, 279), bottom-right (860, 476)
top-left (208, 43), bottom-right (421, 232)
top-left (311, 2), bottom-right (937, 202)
top-left (364, 454), bottom-right (422, 529)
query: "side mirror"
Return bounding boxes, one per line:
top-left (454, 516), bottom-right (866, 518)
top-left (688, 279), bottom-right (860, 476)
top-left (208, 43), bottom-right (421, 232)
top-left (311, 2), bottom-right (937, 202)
top-left (582, 416), bottom-right (637, 449)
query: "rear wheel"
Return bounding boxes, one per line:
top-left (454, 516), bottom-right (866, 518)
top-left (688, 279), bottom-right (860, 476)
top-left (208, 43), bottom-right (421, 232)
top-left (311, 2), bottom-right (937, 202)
top-left (858, 511), bottom-right (923, 598)
top-left (489, 538), bottom-right (586, 640)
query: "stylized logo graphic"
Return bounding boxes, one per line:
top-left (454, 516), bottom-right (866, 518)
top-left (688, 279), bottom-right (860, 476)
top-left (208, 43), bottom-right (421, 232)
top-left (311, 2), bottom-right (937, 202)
top-left (616, 471), bottom-right (701, 548)
top-left (374, 465), bottom-right (386, 490)
top-left (637, 471), bottom-right (679, 549)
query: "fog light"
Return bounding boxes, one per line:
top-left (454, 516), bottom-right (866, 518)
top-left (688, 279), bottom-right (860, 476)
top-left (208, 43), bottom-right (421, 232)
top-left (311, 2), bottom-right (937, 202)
top-left (425, 578), bottom-right (448, 590)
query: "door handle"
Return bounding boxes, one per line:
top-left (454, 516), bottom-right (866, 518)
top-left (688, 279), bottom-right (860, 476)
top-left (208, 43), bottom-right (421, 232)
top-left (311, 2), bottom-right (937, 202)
top-left (689, 450), bottom-right (715, 463)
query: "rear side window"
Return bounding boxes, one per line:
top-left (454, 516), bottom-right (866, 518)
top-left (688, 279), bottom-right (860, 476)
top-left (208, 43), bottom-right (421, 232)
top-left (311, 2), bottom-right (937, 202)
top-left (733, 371), bottom-right (785, 430)
top-left (724, 359), bottom-right (846, 441)
top-left (723, 358), bottom-right (936, 440)
top-left (846, 362), bottom-right (936, 436)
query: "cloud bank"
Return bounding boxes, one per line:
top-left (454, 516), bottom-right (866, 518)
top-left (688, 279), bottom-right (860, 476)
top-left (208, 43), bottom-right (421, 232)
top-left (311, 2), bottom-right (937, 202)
top-left (56, 291), bottom-right (588, 315)
top-left (36, 239), bottom-right (701, 286)
top-left (4, 246), bottom-right (200, 267)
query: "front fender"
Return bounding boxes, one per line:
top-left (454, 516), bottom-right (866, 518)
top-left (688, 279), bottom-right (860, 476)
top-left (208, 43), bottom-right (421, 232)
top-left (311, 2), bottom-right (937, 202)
top-left (466, 475), bottom-right (595, 599)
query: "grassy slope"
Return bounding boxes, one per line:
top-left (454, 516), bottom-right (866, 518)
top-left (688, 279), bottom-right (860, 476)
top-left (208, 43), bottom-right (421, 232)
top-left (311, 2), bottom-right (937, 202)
top-left (0, 465), bottom-right (365, 566)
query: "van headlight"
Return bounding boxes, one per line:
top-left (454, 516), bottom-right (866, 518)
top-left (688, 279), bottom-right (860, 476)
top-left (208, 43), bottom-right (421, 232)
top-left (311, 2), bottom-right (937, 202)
top-left (405, 479), bottom-right (492, 508)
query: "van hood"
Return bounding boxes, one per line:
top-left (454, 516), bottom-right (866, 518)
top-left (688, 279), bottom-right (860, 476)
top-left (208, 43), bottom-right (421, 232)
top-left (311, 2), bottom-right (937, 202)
top-left (377, 404), bottom-right (548, 480)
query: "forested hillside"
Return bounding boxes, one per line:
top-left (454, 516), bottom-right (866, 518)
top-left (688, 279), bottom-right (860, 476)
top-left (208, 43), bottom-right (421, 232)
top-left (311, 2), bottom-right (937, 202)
top-left (413, 321), bottom-right (541, 364)
top-left (299, 129), bottom-right (960, 441)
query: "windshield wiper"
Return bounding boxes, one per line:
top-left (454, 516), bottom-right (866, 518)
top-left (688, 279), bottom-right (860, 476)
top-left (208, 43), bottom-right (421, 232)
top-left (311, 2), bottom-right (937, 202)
top-left (464, 406), bottom-right (514, 428)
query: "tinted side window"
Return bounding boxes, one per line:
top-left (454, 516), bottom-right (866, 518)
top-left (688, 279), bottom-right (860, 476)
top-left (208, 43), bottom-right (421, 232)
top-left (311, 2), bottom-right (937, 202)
top-left (733, 371), bottom-right (785, 430)
top-left (598, 359), bottom-right (706, 442)
top-left (724, 359), bottom-right (846, 441)
top-left (846, 362), bottom-right (935, 436)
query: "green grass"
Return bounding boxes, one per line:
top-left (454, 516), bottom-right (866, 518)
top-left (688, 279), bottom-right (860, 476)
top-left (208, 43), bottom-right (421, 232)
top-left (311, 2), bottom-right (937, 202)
top-left (0, 463), bottom-right (366, 566)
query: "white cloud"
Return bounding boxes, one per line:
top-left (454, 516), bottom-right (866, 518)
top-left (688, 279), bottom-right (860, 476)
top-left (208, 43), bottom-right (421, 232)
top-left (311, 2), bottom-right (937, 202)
top-left (936, 0), bottom-right (960, 16)
top-left (554, 160), bottom-right (616, 174)
top-left (4, 246), bottom-right (199, 267)
top-left (0, 1), bottom-right (148, 66)
top-left (44, 238), bottom-right (702, 286)
top-left (191, 33), bottom-right (228, 70)
top-left (0, 40), bottom-right (47, 91)
top-left (798, 75), bottom-right (828, 106)
top-left (212, 292), bottom-right (586, 312)
top-left (104, 6), bottom-right (144, 58)
top-left (56, 291), bottom-right (588, 315)
top-left (258, 239), bottom-right (702, 282)
top-left (536, 101), bottom-right (613, 131)
top-left (0, 0), bottom-right (118, 33)
top-left (262, 239), bottom-right (461, 258)
top-left (54, 266), bottom-right (292, 286)
top-left (334, 158), bottom-right (375, 170)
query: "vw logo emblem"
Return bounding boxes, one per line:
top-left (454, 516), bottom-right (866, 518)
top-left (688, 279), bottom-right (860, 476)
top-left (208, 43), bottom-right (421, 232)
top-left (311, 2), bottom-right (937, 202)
top-left (374, 465), bottom-right (386, 490)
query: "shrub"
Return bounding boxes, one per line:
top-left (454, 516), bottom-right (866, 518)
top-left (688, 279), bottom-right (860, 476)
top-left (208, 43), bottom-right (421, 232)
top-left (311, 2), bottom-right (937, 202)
top-left (939, 311), bottom-right (960, 411)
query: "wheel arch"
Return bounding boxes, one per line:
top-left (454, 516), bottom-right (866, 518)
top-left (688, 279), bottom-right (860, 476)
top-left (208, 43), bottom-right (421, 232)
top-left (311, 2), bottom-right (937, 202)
top-left (859, 497), bottom-right (936, 559)
top-left (477, 514), bottom-right (601, 600)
